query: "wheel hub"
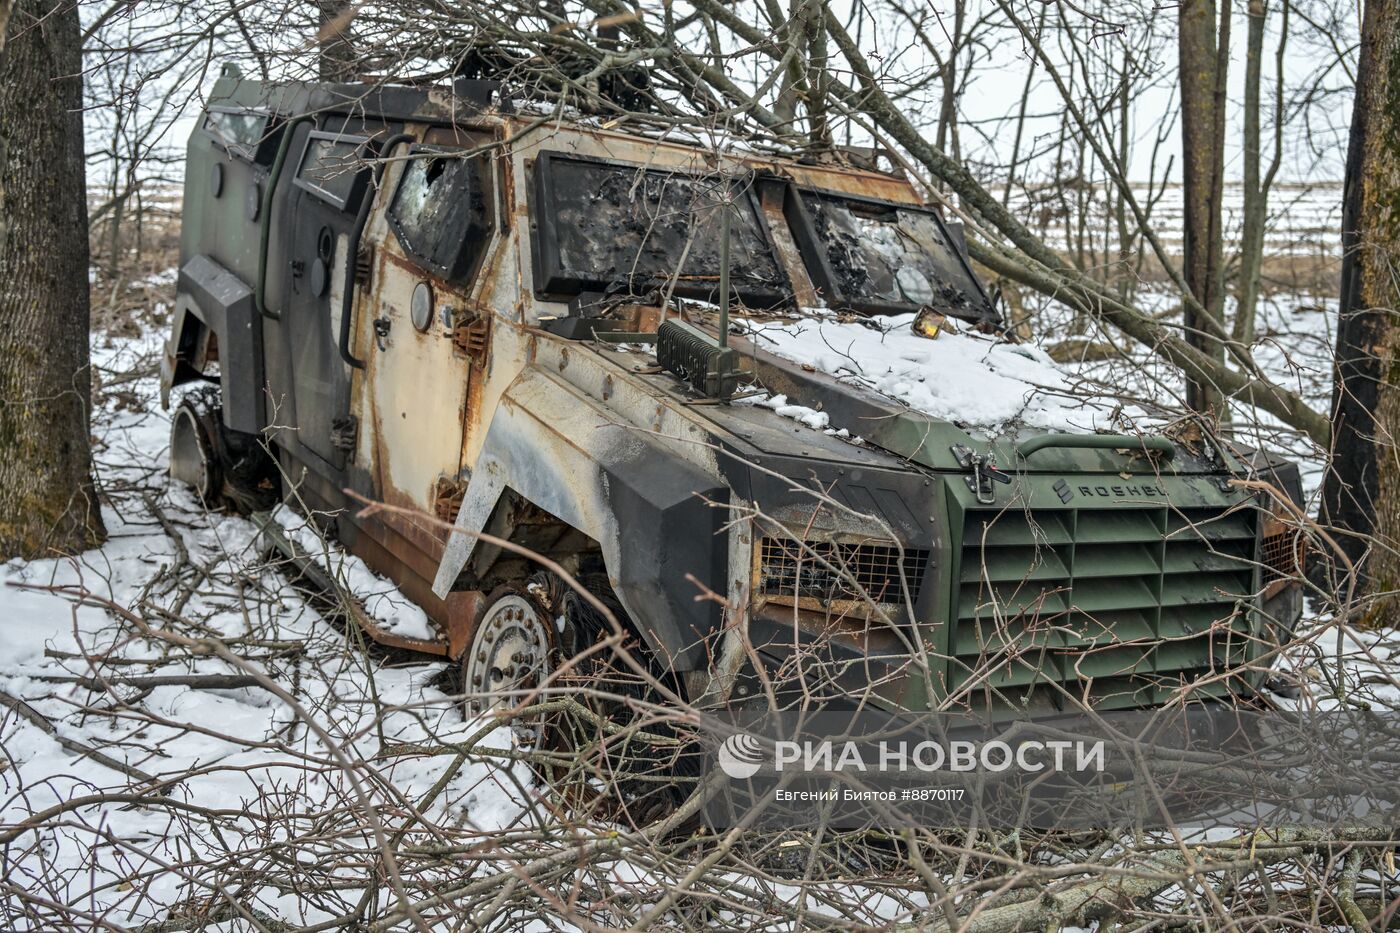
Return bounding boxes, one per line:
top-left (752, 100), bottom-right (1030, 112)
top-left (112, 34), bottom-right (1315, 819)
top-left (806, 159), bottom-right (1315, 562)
top-left (169, 405), bottom-right (217, 501)
top-left (463, 593), bottom-right (551, 715)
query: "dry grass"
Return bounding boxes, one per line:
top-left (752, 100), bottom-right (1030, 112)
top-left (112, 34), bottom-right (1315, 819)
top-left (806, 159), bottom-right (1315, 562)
top-left (89, 196), bottom-right (182, 338)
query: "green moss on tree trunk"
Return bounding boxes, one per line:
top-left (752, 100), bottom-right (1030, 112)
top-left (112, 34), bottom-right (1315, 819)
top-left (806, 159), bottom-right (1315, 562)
top-left (0, 0), bottom-right (107, 559)
top-left (1322, 0), bottom-right (1400, 621)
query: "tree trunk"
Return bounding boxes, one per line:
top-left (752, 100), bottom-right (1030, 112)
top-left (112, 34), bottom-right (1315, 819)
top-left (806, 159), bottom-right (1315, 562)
top-left (0, 0), bottom-right (106, 559)
top-left (1234, 0), bottom-right (1267, 346)
top-left (934, 0), bottom-right (966, 162)
top-left (770, 0), bottom-right (800, 128)
top-left (314, 0), bottom-right (357, 82)
top-left (1178, 0), bottom-right (1229, 415)
top-left (1321, 0), bottom-right (1400, 612)
top-left (1114, 47), bottom-right (1133, 300)
top-left (0, 0), bottom-right (13, 246)
top-left (803, 0), bottom-right (830, 147)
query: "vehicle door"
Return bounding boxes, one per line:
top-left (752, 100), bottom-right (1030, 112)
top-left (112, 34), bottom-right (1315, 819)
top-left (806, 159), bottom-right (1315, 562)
top-left (357, 131), bottom-right (497, 517)
top-left (282, 117), bottom-right (391, 473)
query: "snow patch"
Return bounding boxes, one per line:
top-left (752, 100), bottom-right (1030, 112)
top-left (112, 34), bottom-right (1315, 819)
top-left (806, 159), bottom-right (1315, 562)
top-left (739, 313), bottom-right (1150, 435)
top-left (271, 504), bottom-right (436, 641)
top-left (735, 392), bottom-right (830, 430)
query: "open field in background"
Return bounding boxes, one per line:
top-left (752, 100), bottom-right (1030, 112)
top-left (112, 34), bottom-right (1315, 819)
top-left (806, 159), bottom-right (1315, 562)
top-left (999, 180), bottom-right (1344, 295)
top-left (1002, 181), bottom-right (1345, 252)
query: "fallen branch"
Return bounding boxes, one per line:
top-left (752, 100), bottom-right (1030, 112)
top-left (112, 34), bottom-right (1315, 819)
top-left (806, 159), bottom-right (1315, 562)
top-left (902, 826), bottom-right (1400, 933)
top-left (28, 673), bottom-right (268, 691)
top-left (0, 688), bottom-right (160, 786)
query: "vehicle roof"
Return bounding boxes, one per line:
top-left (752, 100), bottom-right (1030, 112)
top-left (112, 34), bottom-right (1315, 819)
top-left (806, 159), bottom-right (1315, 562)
top-left (206, 75), bottom-right (927, 206)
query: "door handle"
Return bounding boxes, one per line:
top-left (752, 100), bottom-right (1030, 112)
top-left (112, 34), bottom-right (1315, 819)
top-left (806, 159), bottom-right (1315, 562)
top-left (339, 131), bottom-right (415, 368)
top-left (255, 114), bottom-right (315, 321)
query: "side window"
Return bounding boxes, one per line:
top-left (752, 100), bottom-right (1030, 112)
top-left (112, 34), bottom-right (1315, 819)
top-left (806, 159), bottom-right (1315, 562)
top-left (387, 146), bottom-right (492, 282)
top-left (294, 131), bottom-right (370, 210)
top-left (202, 108), bottom-right (269, 161)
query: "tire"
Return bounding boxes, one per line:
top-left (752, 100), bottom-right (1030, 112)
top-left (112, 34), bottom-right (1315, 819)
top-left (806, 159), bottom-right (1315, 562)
top-left (457, 571), bottom-right (698, 827)
top-left (533, 571), bottom-right (699, 827)
top-left (169, 389), bottom-right (222, 503)
top-left (168, 385), bottom-right (278, 513)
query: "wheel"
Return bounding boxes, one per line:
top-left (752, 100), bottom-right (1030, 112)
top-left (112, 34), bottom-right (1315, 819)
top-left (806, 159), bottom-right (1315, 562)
top-left (534, 572), bottom-right (698, 827)
top-left (461, 585), bottom-right (554, 717)
top-left (168, 385), bottom-right (279, 513)
top-left (460, 572), bottom-right (697, 826)
top-left (169, 392), bottom-right (221, 502)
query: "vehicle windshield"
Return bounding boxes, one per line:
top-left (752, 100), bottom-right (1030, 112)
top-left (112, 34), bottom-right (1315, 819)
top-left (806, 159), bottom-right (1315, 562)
top-left (795, 191), bottom-right (996, 322)
top-left (533, 155), bottom-right (788, 306)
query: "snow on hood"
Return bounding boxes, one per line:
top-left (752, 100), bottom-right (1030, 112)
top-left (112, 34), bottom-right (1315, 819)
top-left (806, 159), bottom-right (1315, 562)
top-left (738, 312), bottom-right (1148, 436)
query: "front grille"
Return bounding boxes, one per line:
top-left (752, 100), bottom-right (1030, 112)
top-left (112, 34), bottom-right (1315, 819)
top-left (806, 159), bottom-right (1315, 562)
top-left (759, 537), bottom-right (929, 606)
top-left (954, 504), bottom-right (1259, 708)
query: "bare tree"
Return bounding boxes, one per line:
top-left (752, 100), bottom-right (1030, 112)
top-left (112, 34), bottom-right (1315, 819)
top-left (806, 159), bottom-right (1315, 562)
top-left (314, 0), bottom-right (358, 81)
top-left (1321, 0), bottom-right (1400, 608)
top-left (0, 0), bottom-right (13, 243)
top-left (1178, 0), bottom-right (1231, 415)
top-left (1232, 0), bottom-right (1287, 346)
top-left (0, 0), bottom-right (105, 559)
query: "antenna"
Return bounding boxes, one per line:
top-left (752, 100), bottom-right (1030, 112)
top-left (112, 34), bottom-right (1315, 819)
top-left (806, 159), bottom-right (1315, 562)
top-left (717, 180), bottom-right (731, 352)
top-left (653, 173), bottom-right (740, 400)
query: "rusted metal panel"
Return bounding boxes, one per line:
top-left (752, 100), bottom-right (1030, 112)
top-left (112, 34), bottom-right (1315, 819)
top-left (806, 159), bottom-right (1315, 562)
top-left (256, 509), bottom-right (450, 657)
top-left (443, 589), bottom-right (483, 660)
top-left (1261, 512), bottom-right (1306, 599)
top-left (355, 141), bottom-right (475, 511)
top-left (501, 116), bottom-right (922, 207)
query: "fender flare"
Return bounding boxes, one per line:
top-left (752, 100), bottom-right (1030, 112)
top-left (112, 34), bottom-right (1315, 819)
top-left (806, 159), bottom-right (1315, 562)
top-left (171, 254), bottom-right (266, 434)
top-left (432, 366), bottom-right (729, 671)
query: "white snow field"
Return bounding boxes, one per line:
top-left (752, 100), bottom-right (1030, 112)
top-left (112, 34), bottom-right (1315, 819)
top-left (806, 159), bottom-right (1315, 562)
top-left (1, 333), bottom-right (535, 929)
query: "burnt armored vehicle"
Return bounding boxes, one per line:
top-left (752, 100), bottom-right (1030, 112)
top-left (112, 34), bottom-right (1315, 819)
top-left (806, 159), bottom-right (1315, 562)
top-left (164, 74), bottom-right (1304, 716)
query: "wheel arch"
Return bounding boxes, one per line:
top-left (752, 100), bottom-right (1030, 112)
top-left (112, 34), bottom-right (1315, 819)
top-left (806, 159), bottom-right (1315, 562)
top-left (434, 368), bottom-right (731, 673)
top-left (161, 255), bottom-right (266, 435)
top-left (160, 302), bottom-right (217, 410)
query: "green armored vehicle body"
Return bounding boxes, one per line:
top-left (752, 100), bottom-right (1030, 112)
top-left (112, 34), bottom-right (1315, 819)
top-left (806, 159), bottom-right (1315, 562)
top-left (163, 74), bottom-right (1304, 715)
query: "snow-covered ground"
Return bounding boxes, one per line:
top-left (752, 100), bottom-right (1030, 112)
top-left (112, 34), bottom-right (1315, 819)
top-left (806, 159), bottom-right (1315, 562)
top-left (1, 333), bottom-right (534, 929)
top-left (271, 504), bottom-right (436, 641)
top-left (2, 320), bottom-right (956, 932)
